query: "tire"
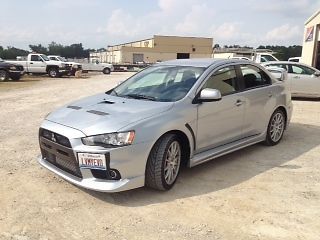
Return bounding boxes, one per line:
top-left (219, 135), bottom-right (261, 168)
top-left (48, 68), bottom-right (59, 78)
top-left (0, 70), bottom-right (9, 82)
top-left (10, 74), bottom-right (21, 81)
top-left (145, 134), bottom-right (182, 190)
top-left (103, 68), bottom-right (111, 74)
top-left (264, 109), bottom-right (286, 146)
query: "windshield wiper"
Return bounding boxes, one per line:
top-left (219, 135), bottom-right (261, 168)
top-left (124, 94), bottom-right (156, 101)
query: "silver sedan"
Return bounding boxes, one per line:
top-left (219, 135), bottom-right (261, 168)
top-left (38, 59), bottom-right (292, 192)
top-left (263, 61), bottom-right (320, 98)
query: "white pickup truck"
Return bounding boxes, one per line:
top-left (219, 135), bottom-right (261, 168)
top-left (82, 59), bottom-right (114, 74)
top-left (48, 55), bottom-right (82, 75)
top-left (6, 53), bottom-right (70, 78)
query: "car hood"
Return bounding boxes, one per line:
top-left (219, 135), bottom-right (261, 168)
top-left (46, 93), bottom-right (174, 136)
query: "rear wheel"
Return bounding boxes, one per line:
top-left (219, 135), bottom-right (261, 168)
top-left (0, 70), bottom-right (9, 82)
top-left (264, 109), bottom-right (286, 146)
top-left (48, 68), bottom-right (59, 78)
top-left (103, 68), bottom-right (111, 74)
top-left (145, 134), bottom-right (182, 190)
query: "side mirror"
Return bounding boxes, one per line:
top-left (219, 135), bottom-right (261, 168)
top-left (313, 72), bottom-right (320, 77)
top-left (197, 88), bottom-right (222, 103)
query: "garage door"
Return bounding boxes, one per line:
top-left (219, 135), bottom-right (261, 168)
top-left (133, 54), bottom-right (144, 63)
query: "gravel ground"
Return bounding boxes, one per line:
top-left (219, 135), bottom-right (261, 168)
top-left (0, 73), bottom-right (319, 240)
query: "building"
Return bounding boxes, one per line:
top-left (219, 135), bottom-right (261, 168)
top-left (104, 35), bottom-right (213, 64)
top-left (301, 10), bottom-right (320, 69)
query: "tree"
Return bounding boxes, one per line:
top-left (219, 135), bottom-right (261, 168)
top-left (29, 44), bottom-right (48, 54)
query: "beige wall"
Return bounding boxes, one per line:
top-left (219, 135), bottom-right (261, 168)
top-left (301, 11), bottom-right (320, 67)
top-left (106, 35), bottom-right (213, 64)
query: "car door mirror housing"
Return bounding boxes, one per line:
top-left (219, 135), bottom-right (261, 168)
top-left (197, 88), bottom-right (222, 103)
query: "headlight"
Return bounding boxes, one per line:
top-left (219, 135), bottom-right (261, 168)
top-left (61, 63), bottom-right (66, 68)
top-left (9, 66), bottom-right (17, 70)
top-left (82, 131), bottom-right (135, 147)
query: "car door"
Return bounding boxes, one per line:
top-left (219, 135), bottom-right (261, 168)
top-left (196, 65), bottom-right (245, 152)
top-left (239, 64), bottom-right (276, 137)
top-left (288, 64), bottom-right (320, 96)
top-left (29, 55), bottom-right (46, 73)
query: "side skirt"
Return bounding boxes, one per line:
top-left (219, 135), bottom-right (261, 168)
top-left (189, 135), bottom-right (265, 168)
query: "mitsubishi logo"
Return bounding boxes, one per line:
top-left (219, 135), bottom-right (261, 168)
top-left (51, 133), bottom-right (56, 142)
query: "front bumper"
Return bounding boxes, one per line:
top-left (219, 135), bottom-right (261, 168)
top-left (38, 120), bottom-right (151, 192)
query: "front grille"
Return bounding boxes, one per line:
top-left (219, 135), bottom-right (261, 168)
top-left (40, 128), bottom-right (71, 148)
top-left (39, 130), bottom-right (82, 178)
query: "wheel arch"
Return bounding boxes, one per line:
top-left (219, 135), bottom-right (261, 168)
top-left (149, 129), bottom-right (192, 168)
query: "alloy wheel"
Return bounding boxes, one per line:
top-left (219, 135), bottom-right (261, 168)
top-left (164, 141), bottom-right (181, 185)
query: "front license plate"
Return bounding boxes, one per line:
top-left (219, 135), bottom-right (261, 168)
top-left (78, 153), bottom-right (107, 170)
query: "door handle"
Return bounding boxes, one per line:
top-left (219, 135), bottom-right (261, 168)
top-left (30, 62), bottom-right (33, 64)
top-left (235, 99), bottom-right (244, 106)
top-left (268, 92), bottom-right (273, 98)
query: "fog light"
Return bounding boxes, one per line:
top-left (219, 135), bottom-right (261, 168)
top-left (109, 169), bottom-right (121, 180)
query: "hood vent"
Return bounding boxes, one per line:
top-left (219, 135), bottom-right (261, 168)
top-left (99, 100), bottom-right (115, 104)
top-left (67, 105), bottom-right (82, 110)
top-left (87, 110), bottom-right (109, 116)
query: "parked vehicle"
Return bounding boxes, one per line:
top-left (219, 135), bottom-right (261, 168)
top-left (0, 58), bottom-right (24, 81)
top-left (6, 54), bottom-right (70, 78)
top-left (288, 57), bottom-right (301, 63)
top-left (48, 55), bottom-right (82, 75)
top-left (262, 61), bottom-right (320, 98)
top-left (38, 59), bottom-right (292, 192)
top-left (82, 59), bottom-right (114, 74)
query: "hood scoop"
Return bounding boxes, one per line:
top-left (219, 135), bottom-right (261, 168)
top-left (86, 110), bottom-right (109, 116)
top-left (99, 100), bottom-right (115, 104)
top-left (67, 105), bottom-right (82, 110)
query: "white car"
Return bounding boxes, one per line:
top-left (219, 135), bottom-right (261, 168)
top-left (288, 57), bottom-right (301, 63)
top-left (262, 61), bottom-right (320, 98)
top-left (82, 59), bottom-right (114, 74)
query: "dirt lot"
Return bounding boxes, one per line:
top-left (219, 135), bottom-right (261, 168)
top-left (0, 73), bottom-right (319, 240)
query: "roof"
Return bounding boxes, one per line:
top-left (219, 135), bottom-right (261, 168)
top-left (305, 9), bottom-right (320, 25)
top-left (156, 58), bottom-right (249, 68)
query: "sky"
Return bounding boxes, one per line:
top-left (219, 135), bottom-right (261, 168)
top-left (0, 0), bottom-right (320, 50)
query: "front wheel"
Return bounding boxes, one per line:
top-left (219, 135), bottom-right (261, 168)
top-left (145, 134), bottom-right (182, 191)
top-left (103, 68), bottom-right (111, 74)
top-left (0, 70), bottom-right (9, 82)
top-left (10, 74), bottom-right (21, 81)
top-left (48, 68), bottom-right (59, 78)
top-left (264, 109), bottom-right (286, 146)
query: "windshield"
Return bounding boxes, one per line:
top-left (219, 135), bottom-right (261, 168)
top-left (109, 65), bottom-right (205, 102)
top-left (41, 54), bottom-right (50, 61)
top-left (58, 56), bottom-right (67, 62)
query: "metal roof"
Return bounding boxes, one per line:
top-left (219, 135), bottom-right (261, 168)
top-left (156, 58), bottom-right (248, 68)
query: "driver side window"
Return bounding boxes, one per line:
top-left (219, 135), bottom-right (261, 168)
top-left (204, 66), bottom-right (239, 96)
top-left (31, 55), bottom-right (41, 61)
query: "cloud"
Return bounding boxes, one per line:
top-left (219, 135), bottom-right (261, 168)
top-left (265, 24), bottom-right (302, 44)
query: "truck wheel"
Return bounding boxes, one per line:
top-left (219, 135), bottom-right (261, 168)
top-left (145, 134), bottom-right (182, 191)
top-left (0, 70), bottom-right (9, 82)
top-left (10, 74), bottom-right (21, 81)
top-left (103, 68), bottom-right (111, 75)
top-left (48, 68), bottom-right (59, 78)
